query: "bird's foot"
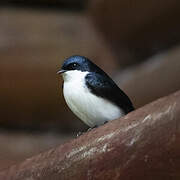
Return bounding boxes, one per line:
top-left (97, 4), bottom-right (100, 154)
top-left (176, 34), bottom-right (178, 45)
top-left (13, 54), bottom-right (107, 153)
top-left (77, 125), bottom-right (100, 137)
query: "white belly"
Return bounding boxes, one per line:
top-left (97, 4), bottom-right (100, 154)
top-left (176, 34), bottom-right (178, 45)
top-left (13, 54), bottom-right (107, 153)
top-left (62, 71), bottom-right (124, 127)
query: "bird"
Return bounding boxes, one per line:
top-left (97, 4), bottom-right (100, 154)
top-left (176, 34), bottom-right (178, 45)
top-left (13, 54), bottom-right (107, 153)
top-left (57, 55), bottom-right (134, 128)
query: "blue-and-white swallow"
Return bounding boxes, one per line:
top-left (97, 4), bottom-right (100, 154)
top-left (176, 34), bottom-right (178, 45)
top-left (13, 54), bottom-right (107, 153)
top-left (57, 55), bottom-right (134, 128)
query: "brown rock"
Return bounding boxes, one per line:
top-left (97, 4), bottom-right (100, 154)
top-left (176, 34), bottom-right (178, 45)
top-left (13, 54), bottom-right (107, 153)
top-left (0, 90), bottom-right (180, 179)
top-left (115, 46), bottom-right (180, 108)
top-left (0, 132), bottom-right (73, 170)
top-left (89, 0), bottom-right (180, 66)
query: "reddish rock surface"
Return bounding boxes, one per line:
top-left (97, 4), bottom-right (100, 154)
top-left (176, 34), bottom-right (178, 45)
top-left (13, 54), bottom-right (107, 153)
top-left (0, 132), bottom-right (73, 170)
top-left (89, 0), bottom-right (180, 65)
top-left (116, 47), bottom-right (180, 108)
top-left (0, 90), bottom-right (180, 180)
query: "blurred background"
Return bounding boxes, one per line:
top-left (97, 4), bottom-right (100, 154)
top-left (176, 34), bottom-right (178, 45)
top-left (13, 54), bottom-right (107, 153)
top-left (0, 0), bottom-right (180, 170)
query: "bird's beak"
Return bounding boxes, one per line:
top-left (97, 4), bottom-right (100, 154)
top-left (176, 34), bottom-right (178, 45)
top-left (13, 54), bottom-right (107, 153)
top-left (56, 69), bottom-right (66, 74)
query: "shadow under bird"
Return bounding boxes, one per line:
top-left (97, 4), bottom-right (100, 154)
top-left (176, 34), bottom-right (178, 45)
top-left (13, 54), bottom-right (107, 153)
top-left (57, 55), bottom-right (134, 128)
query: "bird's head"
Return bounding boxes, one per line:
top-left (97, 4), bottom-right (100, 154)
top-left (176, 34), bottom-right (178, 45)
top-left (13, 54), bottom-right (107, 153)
top-left (57, 55), bottom-right (104, 82)
top-left (57, 55), bottom-right (90, 73)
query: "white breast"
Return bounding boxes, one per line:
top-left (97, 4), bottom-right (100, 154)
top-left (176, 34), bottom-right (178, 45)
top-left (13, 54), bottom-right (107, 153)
top-left (62, 70), bottom-right (124, 127)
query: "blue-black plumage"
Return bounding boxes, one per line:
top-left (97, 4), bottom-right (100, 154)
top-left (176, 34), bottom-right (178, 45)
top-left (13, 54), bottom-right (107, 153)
top-left (57, 55), bottom-right (134, 128)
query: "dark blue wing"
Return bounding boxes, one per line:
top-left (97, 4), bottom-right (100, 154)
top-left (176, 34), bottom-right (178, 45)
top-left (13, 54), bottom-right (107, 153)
top-left (85, 72), bottom-right (134, 114)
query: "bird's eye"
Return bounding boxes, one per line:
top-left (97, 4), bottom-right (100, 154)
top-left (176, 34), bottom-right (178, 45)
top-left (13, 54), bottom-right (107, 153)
top-left (68, 63), bottom-right (78, 70)
top-left (72, 63), bottom-right (77, 68)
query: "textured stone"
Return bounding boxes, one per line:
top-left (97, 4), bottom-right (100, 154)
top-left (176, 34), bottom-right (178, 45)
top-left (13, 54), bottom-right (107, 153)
top-left (0, 90), bottom-right (180, 179)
